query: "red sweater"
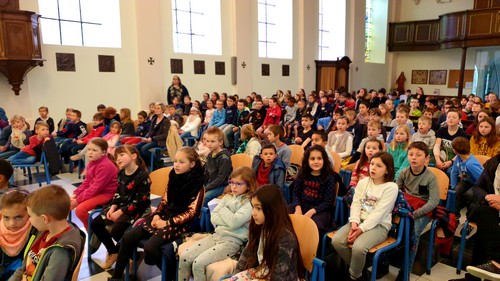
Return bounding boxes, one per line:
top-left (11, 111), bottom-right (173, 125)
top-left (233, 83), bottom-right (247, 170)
top-left (263, 106), bottom-right (282, 126)
top-left (73, 156), bottom-right (118, 203)
top-left (81, 124), bottom-right (105, 144)
top-left (21, 135), bottom-right (45, 157)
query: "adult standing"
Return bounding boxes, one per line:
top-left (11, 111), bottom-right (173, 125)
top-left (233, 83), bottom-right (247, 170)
top-left (167, 75), bottom-right (189, 105)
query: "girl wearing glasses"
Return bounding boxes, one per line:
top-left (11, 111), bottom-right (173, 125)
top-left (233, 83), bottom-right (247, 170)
top-left (178, 166), bottom-right (257, 281)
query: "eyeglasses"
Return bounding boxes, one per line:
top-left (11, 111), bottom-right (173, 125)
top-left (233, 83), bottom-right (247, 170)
top-left (228, 180), bottom-right (246, 187)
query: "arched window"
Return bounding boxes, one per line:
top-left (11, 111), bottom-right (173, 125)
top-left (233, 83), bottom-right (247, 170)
top-left (258, 0), bottom-right (293, 59)
top-left (38, 0), bottom-right (121, 47)
top-left (171, 0), bottom-right (222, 55)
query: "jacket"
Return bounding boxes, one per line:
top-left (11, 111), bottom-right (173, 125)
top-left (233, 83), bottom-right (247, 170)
top-left (211, 194), bottom-right (252, 245)
top-left (450, 155), bottom-right (484, 189)
top-left (80, 123), bottom-right (105, 144)
top-left (411, 130), bottom-right (436, 150)
top-left (471, 154), bottom-right (500, 204)
top-left (224, 105), bottom-right (238, 125)
top-left (10, 223), bottom-right (84, 281)
top-left (146, 115), bottom-right (170, 147)
top-left (204, 149), bottom-right (232, 191)
top-left (251, 156), bottom-right (286, 188)
top-left (73, 156), bottom-right (118, 204)
top-left (209, 109), bottom-right (226, 127)
top-left (180, 115), bottom-right (201, 137)
top-left (387, 142), bottom-right (410, 180)
top-left (166, 121), bottom-right (183, 161)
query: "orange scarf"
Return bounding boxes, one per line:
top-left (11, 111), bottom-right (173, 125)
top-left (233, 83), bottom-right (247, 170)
top-left (0, 219), bottom-right (31, 257)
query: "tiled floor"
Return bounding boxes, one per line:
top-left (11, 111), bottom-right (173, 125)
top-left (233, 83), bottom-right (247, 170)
top-left (13, 169), bottom-right (474, 281)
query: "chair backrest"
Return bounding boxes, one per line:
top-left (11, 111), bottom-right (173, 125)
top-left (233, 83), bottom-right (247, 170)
top-left (149, 167), bottom-right (172, 196)
top-left (289, 214), bottom-right (319, 273)
top-left (71, 245), bottom-right (84, 281)
top-left (289, 144), bottom-right (304, 166)
top-left (474, 154), bottom-right (491, 166)
top-left (330, 150), bottom-right (342, 173)
top-left (230, 153), bottom-right (252, 170)
top-left (427, 167), bottom-right (449, 200)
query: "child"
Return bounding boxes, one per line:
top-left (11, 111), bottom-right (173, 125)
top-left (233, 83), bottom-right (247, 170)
top-left (208, 100), bottom-right (226, 128)
top-left (386, 125), bottom-right (411, 180)
top-left (327, 116), bottom-right (353, 164)
top-left (120, 111), bottom-right (151, 145)
top-left (179, 107), bottom-right (202, 144)
top-left (0, 190), bottom-right (35, 280)
top-left (311, 130), bottom-right (335, 168)
top-left (203, 127), bottom-right (232, 207)
top-left (11, 185), bottom-right (84, 281)
top-left (70, 119), bottom-right (121, 161)
top-left (178, 167), bottom-right (256, 281)
top-left (227, 99), bottom-right (250, 150)
top-left (61, 112), bottom-right (105, 164)
top-left (90, 145), bottom-right (151, 269)
top-left (166, 104), bottom-right (183, 126)
top-left (411, 116), bottom-right (436, 152)
top-left (294, 114), bottom-right (314, 148)
top-left (344, 108), bottom-right (363, 151)
top-left (0, 159), bottom-right (14, 193)
top-left (366, 108), bottom-right (387, 140)
top-left (252, 144), bottom-right (286, 190)
top-left (422, 108), bottom-right (440, 132)
top-left (70, 138), bottom-right (118, 229)
top-left (356, 102), bottom-right (370, 125)
top-left (8, 122), bottom-right (51, 165)
top-left (257, 97), bottom-right (282, 140)
top-left (201, 100), bottom-right (215, 131)
top-left (53, 108), bottom-right (73, 144)
top-left (247, 100), bottom-right (266, 133)
top-left (290, 145), bottom-right (336, 233)
top-left (201, 93), bottom-right (210, 117)
top-left (0, 115), bottom-right (31, 159)
top-left (387, 109), bottom-right (414, 143)
top-left (267, 125), bottom-right (291, 169)
top-left (351, 121), bottom-right (384, 164)
top-left (470, 117), bottom-right (500, 157)
top-left (409, 99), bottom-right (422, 120)
top-left (305, 93), bottom-right (319, 118)
top-left (235, 124), bottom-right (261, 159)
top-left (466, 109), bottom-right (489, 135)
top-left (433, 109), bottom-right (467, 172)
top-left (332, 152), bottom-right (398, 281)
top-left (109, 147), bottom-right (205, 281)
top-left (229, 185), bottom-right (304, 280)
top-left (450, 137), bottom-right (484, 218)
top-left (220, 96), bottom-right (238, 144)
top-left (396, 142), bottom-right (440, 274)
top-left (35, 106), bottom-right (55, 134)
top-left (349, 139), bottom-right (383, 188)
top-left (119, 108), bottom-right (135, 138)
top-left (58, 109), bottom-right (88, 150)
top-left (288, 99), bottom-right (307, 138)
top-left (283, 97), bottom-right (298, 127)
top-left (378, 104), bottom-right (392, 127)
top-left (183, 95), bottom-right (193, 116)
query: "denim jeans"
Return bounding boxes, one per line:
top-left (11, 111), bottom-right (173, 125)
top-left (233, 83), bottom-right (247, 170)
top-left (203, 185), bottom-right (226, 208)
top-left (136, 140), bottom-right (159, 165)
top-left (0, 149), bottom-right (19, 159)
top-left (408, 215), bottom-right (431, 271)
top-left (8, 151), bottom-right (36, 165)
top-left (332, 223), bottom-right (389, 279)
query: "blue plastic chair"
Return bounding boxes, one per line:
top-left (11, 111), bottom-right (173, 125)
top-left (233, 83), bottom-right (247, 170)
top-left (86, 208), bottom-right (103, 258)
top-left (456, 220), bottom-right (476, 274)
top-left (10, 152), bottom-right (51, 186)
top-left (69, 158), bottom-right (85, 179)
top-left (149, 147), bottom-right (166, 172)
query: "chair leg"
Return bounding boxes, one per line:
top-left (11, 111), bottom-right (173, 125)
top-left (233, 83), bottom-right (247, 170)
top-left (27, 167), bottom-right (33, 182)
top-left (456, 220), bottom-right (469, 274)
top-left (427, 220), bottom-right (438, 275)
top-left (321, 234), bottom-right (328, 260)
top-left (35, 166), bottom-right (41, 187)
top-left (44, 162), bottom-right (51, 184)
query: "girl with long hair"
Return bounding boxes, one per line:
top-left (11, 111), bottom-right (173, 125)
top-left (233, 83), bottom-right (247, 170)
top-left (470, 116), bottom-right (500, 157)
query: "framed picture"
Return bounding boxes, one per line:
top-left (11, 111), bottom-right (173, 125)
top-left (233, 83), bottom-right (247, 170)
top-left (215, 61), bottom-right (225, 75)
top-left (429, 70), bottom-right (447, 85)
top-left (170, 59), bottom-right (183, 74)
top-left (56, 53), bottom-right (75, 71)
top-left (262, 64), bottom-right (270, 76)
top-left (98, 55), bottom-right (115, 72)
top-left (194, 60), bottom-right (205, 74)
top-left (411, 70), bottom-right (428, 84)
top-left (282, 64), bottom-right (290, 76)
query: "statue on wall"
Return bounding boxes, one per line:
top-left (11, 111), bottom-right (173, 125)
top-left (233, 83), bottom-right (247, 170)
top-left (395, 72), bottom-right (406, 93)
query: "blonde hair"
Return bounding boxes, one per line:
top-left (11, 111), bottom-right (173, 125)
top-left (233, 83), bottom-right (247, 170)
top-left (378, 104), bottom-right (392, 121)
top-left (389, 125), bottom-right (411, 150)
top-left (240, 124), bottom-right (256, 141)
top-left (223, 167), bottom-right (258, 197)
top-left (120, 108), bottom-right (133, 124)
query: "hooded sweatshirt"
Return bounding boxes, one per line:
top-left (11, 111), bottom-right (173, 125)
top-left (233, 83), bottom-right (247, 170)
top-left (204, 149), bottom-right (232, 190)
top-left (411, 130), bottom-right (436, 150)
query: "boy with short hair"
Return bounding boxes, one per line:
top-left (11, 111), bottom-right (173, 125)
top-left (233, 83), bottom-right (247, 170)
top-left (288, 99), bottom-right (307, 137)
top-left (396, 141), bottom-right (440, 275)
top-left (52, 108), bottom-right (75, 145)
top-left (422, 108), bottom-right (440, 132)
top-left (230, 99), bottom-right (250, 150)
top-left (366, 108), bottom-right (387, 140)
top-left (0, 159), bottom-right (14, 193)
top-left (387, 109), bottom-right (415, 143)
top-left (283, 97), bottom-right (298, 126)
top-left (344, 108), bottom-right (363, 151)
top-left (251, 143), bottom-right (286, 190)
top-left (294, 114), bottom-right (314, 149)
top-left (311, 130), bottom-right (335, 168)
top-left (208, 100), bottom-right (226, 128)
top-left (267, 125), bottom-right (291, 169)
top-left (62, 113), bottom-right (106, 163)
top-left (450, 137), bottom-right (484, 218)
top-left (219, 96), bottom-right (238, 132)
top-left (35, 106), bottom-right (55, 134)
top-left (203, 127), bottom-right (232, 207)
top-left (10, 185), bottom-right (84, 281)
top-left (166, 104), bottom-right (183, 126)
top-left (248, 100), bottom-right (266, 132)
top-left (412, 116), bottom-right (436, 151)
top-left (8, 122), bottom-right (51, 165)
top-left (356, 121), bottom-right (384, 157)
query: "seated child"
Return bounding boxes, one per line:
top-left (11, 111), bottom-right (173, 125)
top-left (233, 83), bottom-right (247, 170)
top-left (62, 113), bottom-right (105, 163)
top-left (290, 145), bottom-right (336, 233)
top-left (470, 117), bottom-right (500, 157)
top-left (235, 124), bottom-right (261, 159)
top-left (208, 100), bottom-right (226, 128)
top-left (267, 125), bottom-right (291, 169)
top-left (8, 122), bottom-right (51, 165)
top-left (179, 107), bottom-right (202, 145)
top-left (0, 190), bottom-right (36, 280)
top-left (166, 104), bottom-right (183, 126)
top-left (327, 116), bottom-right (353, 165)
top-left (332, 152), bottom-right (398, 281)
top-left (252, 144), bottom-right (286, 190)
top-left (52, 108), bottom-right (73, 145)
top-left (178, 167), bottom-right (256, 281)
top-left (229, 185), bottom-right (304, 280)
top-left (0, 115), bottom-right (31, 160)
top-left (386, 125), bottom-right (411, 180)
top-left (203, 127), bottom-right (232, 207)
top-left (34, 106), bottom-right (55, 134)
top-left (350, 121), bottom-right (384, 164)
top-left (433, 109), bottom-right (467, 173)
top-left (256, 97), bottom-right (282, 139)
top-left (282, 97), bottom-right (298, 127)
top-left (344, 108), bottom-right (363, 151)
top-left (349, 139), bottom-right (383, 189)
top-left (311, 130), bottom-right (335, 169)
top-left (396, 142), bottom-right (439, 274)
top-left (119, 108), bottom-right (135, 138)
top-left (387, 109), bottom-right (415, 143)
top-left (450, 137), bottom-right (484, 218)
top-left (121, 111), bottom-right (151, 145)
top-left (70, 119), bottom-right (121, 160)
top-left (0, 159), bottom-right (14, 194)
top-left (287, 99), bottom-right (307, 138)
top-left (422, 108), bottom-right (440, 132)
top-left (10, 185), bottom-right (84, 281)
top-left (294, 114), bottom-right (314, 149)
top-left (411, 116), bottom-right (436, 152)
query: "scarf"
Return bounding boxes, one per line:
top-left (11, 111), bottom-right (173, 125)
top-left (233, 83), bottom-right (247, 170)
top-left (0, 219), bottom-right (31, 256)
top-left (10, 124), bottom-right (28, 149)
top-left (166, 162), bottom-right (205, 215)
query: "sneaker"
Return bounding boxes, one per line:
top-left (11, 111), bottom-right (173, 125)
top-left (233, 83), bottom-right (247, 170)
top-left (103, 253), bottom-right (118, 269)
top-left (70, 154), bottom-right (83, 161)
top-left (467, 261), bottom-right (500, 280)
top-left (448, 273), bottom-right (481, 281)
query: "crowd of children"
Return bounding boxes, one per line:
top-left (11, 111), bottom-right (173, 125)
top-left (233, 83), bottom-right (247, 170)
top-left (1, 88), bottom-right (500, 281)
